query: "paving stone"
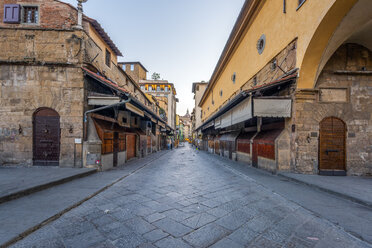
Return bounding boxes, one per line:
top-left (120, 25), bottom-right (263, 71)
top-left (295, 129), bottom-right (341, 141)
top-left (144, 212), bottom-right (166, 223)
top-left (200, 199), bottom-right (221, 208)
top-left (110, 207), bottom-right (133, 222)
top-left (138, 243), bottom-right (157, 248)
top-left (182, 213), bottom-right (217, 229)
top-left (251, 236), bottom-right (282, 248)
top-left (161, 209), bottom-right (194, 222)
top-left (123, 217), bottom-right (156, 235)
top-left (143, 229), bottom-right (169, 242)
top-left (153, 217), bottom-right (192, 237)
top-left (54, 220), bottom-right (96, 239)
top-left (91, 214), bottom-right (116, 227)
top-left (113, 233), bottom-right (147, 248)
top-left (64, 229), bottom-right (106, 248)
top-left (215, 209), bottom-right (253, 231)
top-left (244, 215), bottom-right (275, 233)
top-left (227, 225), bottom-right (259, 246)
top-left (182, 223), bottom-right (230, 247)
top-left (89, 240), bottom-right (117, 248)
top-left (206, 207), bottom-right (229, 218)
top-left (154, 236), bottom-right (192, 248)
top-left (11, 237), bottom-right (65, 248)
top-left (210, 237), bottom-right (245, 248)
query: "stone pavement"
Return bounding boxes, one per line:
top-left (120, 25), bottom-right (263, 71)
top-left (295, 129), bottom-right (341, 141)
top-left (0, 167), bottom-right (96, 204)
top-left (10, 144), bottom-right (370, 248)
top-left (278, 172), bottom-right (372, 207)
top-left (0, 151), bottom-right (169, 247)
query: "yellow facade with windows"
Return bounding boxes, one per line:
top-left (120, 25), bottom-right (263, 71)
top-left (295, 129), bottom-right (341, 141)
top-left (200, 0), bottom-right (361, 121)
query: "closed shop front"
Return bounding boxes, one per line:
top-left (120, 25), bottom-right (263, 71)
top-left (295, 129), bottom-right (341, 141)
top-left (126, 134), bottom-right (136, 160)
top-left (220, 132), bottom-right (240, 159)
top-left (252, 128), bottom-right (283, 172)
top-left (236, 132), bottom-right (256, 163)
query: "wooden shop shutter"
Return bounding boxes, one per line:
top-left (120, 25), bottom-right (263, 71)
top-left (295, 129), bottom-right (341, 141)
top-left (102, 132), bottom-right (114, 154)
top-left (118, 133), bottom-right (126, 152)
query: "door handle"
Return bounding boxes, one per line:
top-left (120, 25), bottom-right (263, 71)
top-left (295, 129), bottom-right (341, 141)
top-left (326, 149), bottom-right (339, 155)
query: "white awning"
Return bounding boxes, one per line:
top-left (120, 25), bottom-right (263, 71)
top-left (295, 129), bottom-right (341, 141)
top-left (125, 102), bottom-right (145, 117)
top-left (231, 96), bottom-right (252, 125)
top-left (214, 117), bottom-right (221, 129)
top-left (253, 98), bottom-right (292, 117)
top-left (88, 96), bottom-right (120, 106)
top-left (202, 121), bottom-right (214, 130)
top-left (220, 110), bottom-right (232, 129)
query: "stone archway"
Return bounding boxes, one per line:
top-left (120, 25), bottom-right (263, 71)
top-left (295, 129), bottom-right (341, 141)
top-left (33, 108), bottom-right (60, 166)
top-left (319, 117), bottom-right (346, 176)
top-left (298, 0), bottom-right (372, 89)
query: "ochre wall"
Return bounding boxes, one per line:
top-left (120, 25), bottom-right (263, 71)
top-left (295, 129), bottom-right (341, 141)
top-left (200, 0), bottom-right (358, 122)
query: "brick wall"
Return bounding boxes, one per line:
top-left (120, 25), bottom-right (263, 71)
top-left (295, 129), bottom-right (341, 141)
top-left (0, 0), bottom-right (77, 29)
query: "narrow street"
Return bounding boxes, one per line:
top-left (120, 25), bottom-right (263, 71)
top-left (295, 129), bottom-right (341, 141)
top-left (11, 145), bottom-right (370, 248)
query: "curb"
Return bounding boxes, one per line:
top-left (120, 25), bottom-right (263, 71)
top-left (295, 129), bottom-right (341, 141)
top-left (1, 150), bottom-right (170, 248)
top-left (0, 169), bottom-right (97, 205)
top-left (277, 173), bottom-right (372, 209)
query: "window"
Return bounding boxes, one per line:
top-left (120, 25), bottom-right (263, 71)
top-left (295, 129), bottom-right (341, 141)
top-left (140, 86), bottom-right (145, 91)
top-left (23, 6), bottom-right (38, 24)
top-left (165, 87), bottom-right (169, 92)
top-left (149, 86), bottom-right (152, 91)
top-left (105, 49), bottom-right (111, 67)
top-left (130, 64), bottom-right (134, 71)
top-left (220, 90), bottom-right (223, 97)
top-left (231, 73), bottom-right (236, 84)
top-left (257, 34), bottom-right (266, 54)
top-left (253, 76), bottom-right (258, 86)
top-left (156, 86), bottom-right (160, 92)
top-left (3, 4), bottom-right (20, 23)
top-left (297, 0), bottom-right (306, 10)
top-left (122, 64), bottom-right (126, 71)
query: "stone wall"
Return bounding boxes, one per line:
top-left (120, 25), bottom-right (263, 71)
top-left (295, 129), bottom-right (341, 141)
top-left (0, 65), bottom-right (84, 167)
top-left (293, 44), bottom-right (372, 176)
top-left (0, 0), bottom-right (77, 29)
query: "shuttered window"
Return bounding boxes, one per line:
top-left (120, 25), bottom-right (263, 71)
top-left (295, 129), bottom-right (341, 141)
top-left (102, 132), bottom-right (114, 154)
top-left (3, 4), bottom-right (20, 23)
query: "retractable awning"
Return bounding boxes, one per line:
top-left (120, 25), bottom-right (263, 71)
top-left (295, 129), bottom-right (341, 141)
top-left (253, 98), bottom-right (292, 118)
top-left (220, 96), bottom-right (252, 129)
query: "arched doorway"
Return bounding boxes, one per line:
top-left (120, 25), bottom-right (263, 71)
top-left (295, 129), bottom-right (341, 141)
top-left (33, 108), bottom-right (60, 166)
top-left (319, 117), bottom-right (346, 176)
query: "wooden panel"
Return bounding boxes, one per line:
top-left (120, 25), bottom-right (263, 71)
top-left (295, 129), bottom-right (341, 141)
top-left (319, 117), bottom-right (346, 171)
top-left (119, 133), bottom-right (126, 152)
top-left (214, 140), bottom-right (220, 154)
top-left (126, 134), bottom-right (136, 160)
top-left (257, 143), bottom-right (275, 160)
top-left (102, 132), bottom-right (113, 154)
top-left (33, 109), bottom-right (60, 166)
top-left (237, 141), bottom-right (250, 154)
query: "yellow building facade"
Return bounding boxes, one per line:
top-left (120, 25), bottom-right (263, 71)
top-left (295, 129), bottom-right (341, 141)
top-left (198, 0), bottom-right (372, 176)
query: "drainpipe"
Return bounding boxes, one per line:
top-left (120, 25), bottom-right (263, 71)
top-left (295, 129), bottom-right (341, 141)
top-left (83, 99), bottom-right (130, 141)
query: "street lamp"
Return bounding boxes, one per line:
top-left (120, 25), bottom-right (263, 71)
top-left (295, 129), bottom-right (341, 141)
top-left (76, 0), bottom-right (88, 29)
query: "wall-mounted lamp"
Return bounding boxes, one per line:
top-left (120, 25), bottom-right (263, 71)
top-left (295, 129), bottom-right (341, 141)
top-left (18, 125), bottom-right (23, 135)
top-left (69, 125), bottom-right (74, 134)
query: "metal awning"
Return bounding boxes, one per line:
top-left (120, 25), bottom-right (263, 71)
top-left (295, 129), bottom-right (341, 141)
top-left (220, 131), bottom-right (240, 142)
top-left (253, 98), bottom-right (292, 118)
top-left (88, 96), bottom-right (120, 106)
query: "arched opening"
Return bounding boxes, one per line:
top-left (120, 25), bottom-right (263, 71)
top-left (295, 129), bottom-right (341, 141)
top-left (33, 108), bottom-right (60, 166)
top-left (298, 0), bottom-right (372, 89)
top-left (319, 117), bottom-right (346, 176)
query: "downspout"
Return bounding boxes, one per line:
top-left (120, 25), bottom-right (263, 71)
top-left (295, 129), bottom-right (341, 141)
top-left (83, 99), bottom-right (130, 141)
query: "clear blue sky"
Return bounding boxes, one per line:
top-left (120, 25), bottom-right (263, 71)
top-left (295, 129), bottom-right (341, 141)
top-left (61, 0), bottom-right (245, 116)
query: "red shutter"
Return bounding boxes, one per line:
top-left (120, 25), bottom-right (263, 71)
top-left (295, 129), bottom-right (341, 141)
top-left (3, 4), bottom-right (20, 23)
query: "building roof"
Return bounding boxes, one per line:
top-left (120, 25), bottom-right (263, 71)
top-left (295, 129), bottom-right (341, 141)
top-left (84, 16), bottom-right (123, 57)
top-left (118, 62), bottom-right (148, 72)
top-left (192, 82), bottom-right (208, 93)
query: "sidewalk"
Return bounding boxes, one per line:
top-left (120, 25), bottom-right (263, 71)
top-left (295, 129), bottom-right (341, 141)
top-left (278, 172), bottom-right (372, 208)
top-left (0, 151), bottom-right (169, 248)
top-left (0, 167), bottom-right (96, 204)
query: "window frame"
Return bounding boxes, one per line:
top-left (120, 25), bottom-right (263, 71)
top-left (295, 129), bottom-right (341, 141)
top-left (105, 49), bottom-right (111, 68)
top-left (130, 64), bottom-right (134, 71)
top-left (21, 5), bottom-right (39, 25)
top-left (297, 0), bottom-right (307, 11)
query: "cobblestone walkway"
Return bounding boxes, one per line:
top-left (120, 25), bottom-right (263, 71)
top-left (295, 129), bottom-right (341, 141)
top-left (11, 145), bottom-right (370, 248)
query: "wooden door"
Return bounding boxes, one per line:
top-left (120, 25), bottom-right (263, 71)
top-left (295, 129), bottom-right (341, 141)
top-left (126, 134), bottom-right (136, 160)
top-left (113, 132), bottom-right (119, 167)
top-left (319, 117), bottom-right (346, 175)
top-left (33, 108), bottom-right (60, 166)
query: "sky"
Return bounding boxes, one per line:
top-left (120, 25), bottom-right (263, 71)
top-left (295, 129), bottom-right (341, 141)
top-left (61, 0), bottom-right (245, 116)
